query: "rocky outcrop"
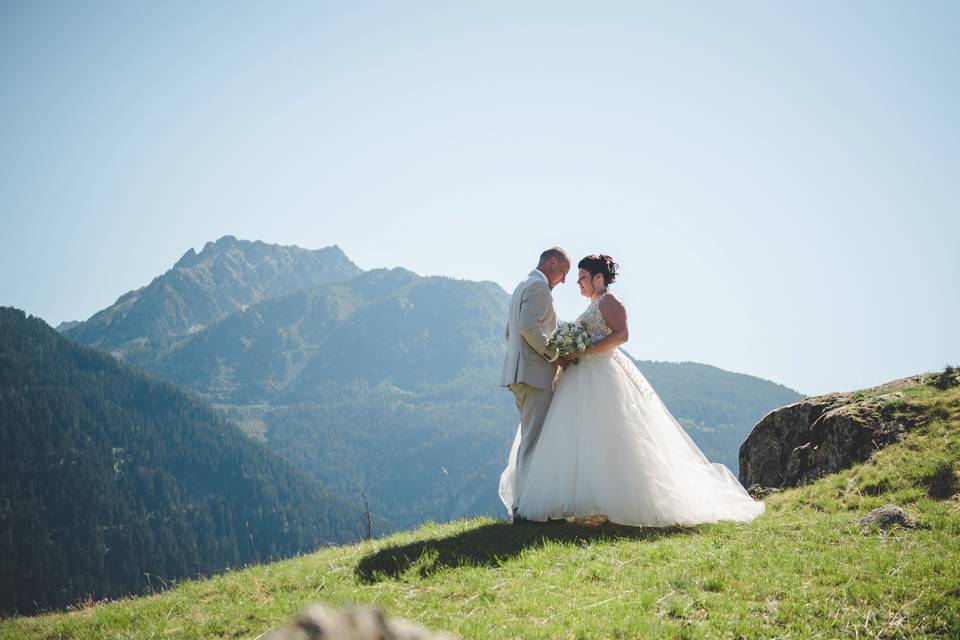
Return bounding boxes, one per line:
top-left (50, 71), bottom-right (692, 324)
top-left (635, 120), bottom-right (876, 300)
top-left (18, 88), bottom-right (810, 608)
top-left (738, 376), bottom-right (929, 489)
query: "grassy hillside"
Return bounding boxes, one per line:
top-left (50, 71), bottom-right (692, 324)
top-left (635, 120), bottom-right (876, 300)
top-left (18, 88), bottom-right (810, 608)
top-left (3, 376), bottom-right (958, 639)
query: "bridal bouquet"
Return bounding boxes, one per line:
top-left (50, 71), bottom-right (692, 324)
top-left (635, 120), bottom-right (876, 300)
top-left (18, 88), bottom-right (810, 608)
top-left (547, 321), bottom-right (592, 365)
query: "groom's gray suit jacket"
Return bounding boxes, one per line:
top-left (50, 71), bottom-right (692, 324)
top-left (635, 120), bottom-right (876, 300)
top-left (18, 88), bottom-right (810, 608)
top-left (501, 270), bottom-right (559, 390)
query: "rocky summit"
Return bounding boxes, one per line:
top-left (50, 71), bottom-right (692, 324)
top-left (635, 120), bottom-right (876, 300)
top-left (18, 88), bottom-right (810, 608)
top-left (738, 374), bottom-right (942, 489)
top-left (59, 236), bottom-right (360, 366)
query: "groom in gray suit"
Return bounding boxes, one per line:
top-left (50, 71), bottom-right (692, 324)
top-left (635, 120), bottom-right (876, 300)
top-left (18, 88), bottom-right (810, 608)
top-left (501, 247), bottom-right (570, 521)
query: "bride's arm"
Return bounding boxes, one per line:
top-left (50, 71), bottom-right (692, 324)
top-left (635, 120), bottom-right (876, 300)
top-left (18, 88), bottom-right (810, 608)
top-left (579, 294), bottom-right (629, 356)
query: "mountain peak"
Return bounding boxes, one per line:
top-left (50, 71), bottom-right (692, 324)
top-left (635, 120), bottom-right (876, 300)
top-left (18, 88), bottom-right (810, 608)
top-left (174, 247), bottom-right (198, 269)
top-left (54, 318), bottom-right (82, 333)
top-left (198, 235), bottom-right (240, 255)
top-left (63, 238), bottom-right (363, 364)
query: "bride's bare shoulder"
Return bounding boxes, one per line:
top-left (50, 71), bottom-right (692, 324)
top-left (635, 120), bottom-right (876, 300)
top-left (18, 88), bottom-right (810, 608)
top-left (599, 292), bottom-right (625, 312)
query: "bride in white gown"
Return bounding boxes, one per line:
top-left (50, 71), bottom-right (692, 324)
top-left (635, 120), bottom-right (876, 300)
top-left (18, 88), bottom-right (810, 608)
top-left (499, 254), bottom-right (764, 526)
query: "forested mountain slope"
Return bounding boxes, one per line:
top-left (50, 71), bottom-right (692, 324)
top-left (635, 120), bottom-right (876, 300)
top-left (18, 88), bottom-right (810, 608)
top-left (0, 308), bottom-right (364, 615)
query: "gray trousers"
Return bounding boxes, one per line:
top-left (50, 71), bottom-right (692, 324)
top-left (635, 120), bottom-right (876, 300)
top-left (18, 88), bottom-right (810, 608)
top-left (507, 382), bottom-right (554, 512)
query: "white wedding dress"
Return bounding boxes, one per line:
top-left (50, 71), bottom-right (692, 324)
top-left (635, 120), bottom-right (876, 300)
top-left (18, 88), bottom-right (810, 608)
top-left (499, 294), bottom-right (764, 526)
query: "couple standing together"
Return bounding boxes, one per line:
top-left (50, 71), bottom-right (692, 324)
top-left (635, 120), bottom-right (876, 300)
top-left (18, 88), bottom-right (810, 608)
top-left (499, 248), bottom-right (764, 526)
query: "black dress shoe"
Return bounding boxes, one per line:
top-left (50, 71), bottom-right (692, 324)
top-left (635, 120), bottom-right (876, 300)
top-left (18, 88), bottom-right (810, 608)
top-left (512, 514), bottom-right (535, 525)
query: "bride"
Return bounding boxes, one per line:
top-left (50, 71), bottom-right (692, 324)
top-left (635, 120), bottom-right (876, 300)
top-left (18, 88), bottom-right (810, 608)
top-left (499, 254), bottom-right (764, 526)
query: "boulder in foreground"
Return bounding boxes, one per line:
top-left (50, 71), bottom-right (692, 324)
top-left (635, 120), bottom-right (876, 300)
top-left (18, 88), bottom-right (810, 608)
top-left (264, 603), bottom-right (457, 640)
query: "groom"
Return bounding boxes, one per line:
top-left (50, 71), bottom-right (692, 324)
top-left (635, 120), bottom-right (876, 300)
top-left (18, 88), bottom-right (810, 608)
top-left (501, 247), bottom-right (570, 522)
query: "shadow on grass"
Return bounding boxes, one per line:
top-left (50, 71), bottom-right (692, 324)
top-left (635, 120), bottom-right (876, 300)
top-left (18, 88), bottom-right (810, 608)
top-left (355, 520), bottom-right (695, 583)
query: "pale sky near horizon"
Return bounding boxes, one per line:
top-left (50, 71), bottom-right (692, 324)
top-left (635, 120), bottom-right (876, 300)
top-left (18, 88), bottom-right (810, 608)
top-left (1, 1), bottom-right (957, 396)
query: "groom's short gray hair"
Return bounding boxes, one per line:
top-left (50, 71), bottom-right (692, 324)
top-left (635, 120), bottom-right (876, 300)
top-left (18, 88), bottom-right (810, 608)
top-left (539, 247), bottom-right (570, 265)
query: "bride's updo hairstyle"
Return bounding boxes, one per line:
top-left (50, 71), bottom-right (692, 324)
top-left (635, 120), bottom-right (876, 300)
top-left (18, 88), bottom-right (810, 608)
top-left (578, 254), bottom-right (619, 285)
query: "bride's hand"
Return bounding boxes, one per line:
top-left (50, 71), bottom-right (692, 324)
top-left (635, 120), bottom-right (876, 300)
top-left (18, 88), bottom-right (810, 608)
top-left (560, 353), bottom-right (580, 366)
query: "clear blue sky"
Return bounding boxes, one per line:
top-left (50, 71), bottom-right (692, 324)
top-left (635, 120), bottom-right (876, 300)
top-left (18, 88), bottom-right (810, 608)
top-left (1, 1), bottom-right (957, 395)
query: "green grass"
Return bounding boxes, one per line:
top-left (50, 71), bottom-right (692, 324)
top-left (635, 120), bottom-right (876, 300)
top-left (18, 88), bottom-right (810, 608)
top-left (4, 380), bottom-right (959, 639)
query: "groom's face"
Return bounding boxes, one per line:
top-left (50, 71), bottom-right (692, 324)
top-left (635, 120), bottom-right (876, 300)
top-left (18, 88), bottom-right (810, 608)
top-left (547, 259), bottom-right (570, 289)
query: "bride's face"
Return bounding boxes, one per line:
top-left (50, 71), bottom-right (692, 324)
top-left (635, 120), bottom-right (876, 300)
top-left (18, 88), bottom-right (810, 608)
top-left (576, 269), bottom-right (604, 298)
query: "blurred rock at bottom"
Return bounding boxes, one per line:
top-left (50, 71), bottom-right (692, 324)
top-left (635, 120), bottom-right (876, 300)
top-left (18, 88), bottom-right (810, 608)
top-left (264, 603), bottom-right (458, 640)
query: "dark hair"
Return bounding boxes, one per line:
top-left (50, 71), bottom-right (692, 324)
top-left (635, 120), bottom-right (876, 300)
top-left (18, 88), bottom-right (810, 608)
top-left (578, 254), bottom-right (619, 285)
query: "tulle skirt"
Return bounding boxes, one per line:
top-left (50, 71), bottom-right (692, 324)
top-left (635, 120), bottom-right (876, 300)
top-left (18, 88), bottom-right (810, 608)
top-left (499, 350), bottom-right (764, 526)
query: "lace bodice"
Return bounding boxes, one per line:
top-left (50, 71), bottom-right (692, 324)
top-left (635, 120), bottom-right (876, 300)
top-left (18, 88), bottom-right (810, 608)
top-left (577, 294), bottom-right (613, 342)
